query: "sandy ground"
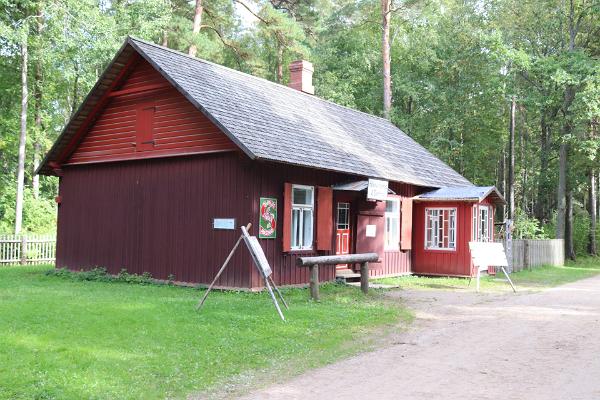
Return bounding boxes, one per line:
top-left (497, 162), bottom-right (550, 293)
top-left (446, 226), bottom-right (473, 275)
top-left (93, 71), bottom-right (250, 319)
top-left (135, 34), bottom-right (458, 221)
top-left (238, 276), bottom-right (600, 400)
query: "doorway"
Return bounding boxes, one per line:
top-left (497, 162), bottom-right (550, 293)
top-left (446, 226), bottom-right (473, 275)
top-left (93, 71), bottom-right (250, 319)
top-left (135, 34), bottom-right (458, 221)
top-left (336, 202), bottom-right (351, 269)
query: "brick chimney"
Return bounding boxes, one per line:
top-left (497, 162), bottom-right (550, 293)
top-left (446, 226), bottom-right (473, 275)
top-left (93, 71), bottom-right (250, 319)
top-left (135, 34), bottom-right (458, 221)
top-left (288, 60), bottom-right (314, 95)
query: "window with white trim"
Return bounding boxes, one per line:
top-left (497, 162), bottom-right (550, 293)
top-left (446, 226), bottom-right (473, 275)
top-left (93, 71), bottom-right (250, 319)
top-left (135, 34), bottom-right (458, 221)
top-left (425, 208), bottom-right (457, 250)
top-left (291, 185), bottom-right (314, 250)
top-left (472, 204), bottom-right (492, 242)
top-left (479, 205), bottom-right (490, 242)
top-left (385, 198), bottom-right (400, 250)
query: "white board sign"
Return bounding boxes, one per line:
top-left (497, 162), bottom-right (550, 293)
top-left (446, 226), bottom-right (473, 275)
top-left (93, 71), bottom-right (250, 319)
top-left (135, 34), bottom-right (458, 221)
top-left (367, 178), bottom-right (388, 201)
top-left (469, 242), bottom-right (508, 270)
top-left (246, 236), bottom-right (273, 277)
top-left (213, 218), bottom-right (235, 230)
top-left (365, 224), bottom-right (377, 238)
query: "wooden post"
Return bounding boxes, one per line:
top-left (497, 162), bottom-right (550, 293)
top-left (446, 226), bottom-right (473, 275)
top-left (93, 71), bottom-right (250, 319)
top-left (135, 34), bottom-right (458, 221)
top-left (20, 235), bottom-right (27, 265)
top-left (309, 264), bottom-right (320, 301)
top-left (360, 262), bottom-right (369, 294)
top-left (524, 240), bottom-right (530, 271)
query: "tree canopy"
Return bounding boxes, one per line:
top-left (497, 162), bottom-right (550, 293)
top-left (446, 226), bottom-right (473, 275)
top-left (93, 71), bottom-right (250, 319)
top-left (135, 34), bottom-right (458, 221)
top-left (0, 0), bottom-right (598, 256)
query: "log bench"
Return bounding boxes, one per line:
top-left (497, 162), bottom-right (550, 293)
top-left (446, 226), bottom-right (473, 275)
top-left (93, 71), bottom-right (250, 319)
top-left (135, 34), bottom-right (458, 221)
top-left (296, 253), bottom-right (380, 300)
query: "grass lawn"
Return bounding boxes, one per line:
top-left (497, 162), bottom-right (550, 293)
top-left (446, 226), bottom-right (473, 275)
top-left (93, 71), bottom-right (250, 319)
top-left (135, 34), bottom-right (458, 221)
top-left (0, 265), bottom-right (410, 400)
top-left (374, 257), bottom-right (600, 291)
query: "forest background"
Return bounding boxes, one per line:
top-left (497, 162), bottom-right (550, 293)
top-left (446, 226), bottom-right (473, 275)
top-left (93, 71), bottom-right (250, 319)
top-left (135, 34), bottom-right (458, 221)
top-left (0, 0), bottom-right (598, 259)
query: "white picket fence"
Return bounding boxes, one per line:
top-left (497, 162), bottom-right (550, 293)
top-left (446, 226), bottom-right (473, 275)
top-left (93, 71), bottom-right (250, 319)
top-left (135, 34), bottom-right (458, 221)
top-left (0, 234), bottom-right (56, 265)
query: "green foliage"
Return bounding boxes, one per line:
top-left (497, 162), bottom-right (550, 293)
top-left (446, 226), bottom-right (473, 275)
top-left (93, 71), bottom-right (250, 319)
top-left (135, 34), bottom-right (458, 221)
top-left (46, 267), bottom-right (161, 285)
top-left (0, 0), bottom-right (598, 253)
top-left (0, 186), bottom-right (56, 234)
top-left (513, 211), bottom-right (548, 239)
top-left (1, 264), bottom-right (408, 399)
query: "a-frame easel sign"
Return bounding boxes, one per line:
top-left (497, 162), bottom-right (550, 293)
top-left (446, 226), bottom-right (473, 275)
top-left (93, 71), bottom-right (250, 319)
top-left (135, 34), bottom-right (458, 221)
top-left (196, 223), bottom-right (289, 321)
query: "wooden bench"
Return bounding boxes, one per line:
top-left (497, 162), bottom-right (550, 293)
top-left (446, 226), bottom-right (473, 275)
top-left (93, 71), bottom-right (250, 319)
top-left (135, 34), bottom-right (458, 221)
top-left (296, 253), bottom-right (379, 300)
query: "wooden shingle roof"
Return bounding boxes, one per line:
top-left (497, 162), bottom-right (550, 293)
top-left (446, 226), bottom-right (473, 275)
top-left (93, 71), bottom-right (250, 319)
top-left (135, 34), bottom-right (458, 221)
top-left (39, 37), bottom-right (472, 189)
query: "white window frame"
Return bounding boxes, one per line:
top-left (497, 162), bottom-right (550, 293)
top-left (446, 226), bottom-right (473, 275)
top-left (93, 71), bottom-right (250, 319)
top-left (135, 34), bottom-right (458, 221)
top-left (385, 197), bottom-right (401, 250)
top-left (424, 207), bottom-right (457, 251)
top-left (291, 184), bottom-right (314, 250)
top-left (472, 204), bottom-right (492, 242)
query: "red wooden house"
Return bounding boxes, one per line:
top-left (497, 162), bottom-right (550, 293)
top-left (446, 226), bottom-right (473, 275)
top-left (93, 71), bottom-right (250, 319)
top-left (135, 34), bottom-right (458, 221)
top-left (38, 37), bottom-right (505, 289)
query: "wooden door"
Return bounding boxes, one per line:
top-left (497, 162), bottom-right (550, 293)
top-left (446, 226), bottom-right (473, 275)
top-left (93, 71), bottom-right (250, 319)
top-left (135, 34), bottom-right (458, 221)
top-left (336, 202), bottom-right (351, 269)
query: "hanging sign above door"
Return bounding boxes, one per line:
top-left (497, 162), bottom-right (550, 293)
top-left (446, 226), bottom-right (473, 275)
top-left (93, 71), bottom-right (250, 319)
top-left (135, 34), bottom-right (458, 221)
top-left (367, 178), bottom-right (389, 201)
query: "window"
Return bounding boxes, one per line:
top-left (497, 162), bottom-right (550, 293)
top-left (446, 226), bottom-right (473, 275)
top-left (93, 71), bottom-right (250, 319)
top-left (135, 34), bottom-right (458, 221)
top-left (385, 198), bottom-right (400, 250)
top-left (479, 206), bottom-right (490, 242)
top-left (472, 205), bottom-right (492, 242)
top-left (337, 202), bottom-right (350, 229)
top-left (291, 185), bottom-right (314, 250)
top-left (425, 208), bottom-right (457, 250)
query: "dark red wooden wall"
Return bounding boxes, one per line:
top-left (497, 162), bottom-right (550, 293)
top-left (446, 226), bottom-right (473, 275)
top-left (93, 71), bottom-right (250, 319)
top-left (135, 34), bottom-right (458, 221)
top-left (56, 153), bottom-right (255, 287)
top-left (411, 197), bottom-right (495, 277)
top-left (371, 182), bottom-right (420, 277)
top-left (67, 59), bottom-right (236, 166)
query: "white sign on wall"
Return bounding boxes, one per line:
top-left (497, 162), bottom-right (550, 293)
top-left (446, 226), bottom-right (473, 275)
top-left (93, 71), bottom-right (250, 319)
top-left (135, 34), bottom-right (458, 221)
top-left (367, 178), bottom-right (388, 201)
top-left (365, 224), bottom-right (377, 238)
top-left (213, 218), bottom-right (236, 230)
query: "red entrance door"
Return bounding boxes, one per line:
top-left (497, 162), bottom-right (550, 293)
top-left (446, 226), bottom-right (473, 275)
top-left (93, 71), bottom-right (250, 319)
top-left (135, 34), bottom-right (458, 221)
top-left (336, 202), bottom-right (351, 269)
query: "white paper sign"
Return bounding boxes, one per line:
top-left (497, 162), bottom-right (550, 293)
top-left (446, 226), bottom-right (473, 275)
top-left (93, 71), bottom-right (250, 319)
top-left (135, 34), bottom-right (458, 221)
top-left (367, 178), bottom-right (388, 201)
top-left (469, 242), bottom-right (508, 270)
top-left (247, 236), bottom-right (273, 277)
top-left (213, 218), bottom-right (235, 230)
top-left (366, 224), bottom-right (377, 237)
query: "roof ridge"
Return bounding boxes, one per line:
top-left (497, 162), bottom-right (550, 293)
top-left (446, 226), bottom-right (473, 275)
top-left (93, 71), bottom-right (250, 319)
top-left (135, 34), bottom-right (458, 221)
top-left (127, 36), bottom-right (396, 126)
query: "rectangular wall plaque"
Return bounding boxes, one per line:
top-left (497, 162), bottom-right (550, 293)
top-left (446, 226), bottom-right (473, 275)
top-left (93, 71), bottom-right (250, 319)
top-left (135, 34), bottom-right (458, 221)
top-left (213, 218), bottom-right (235, 230)
top-left (366, 224), bottom-right (377, 237)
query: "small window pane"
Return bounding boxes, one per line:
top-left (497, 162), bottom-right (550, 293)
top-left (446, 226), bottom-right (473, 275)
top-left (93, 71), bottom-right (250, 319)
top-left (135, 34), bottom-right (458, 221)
top-left (293, 187), bottom-right (313, 205)
top-left (291, 209), bottom-right (301, 248)
top-left (302, 209), bottom-right (313, 248)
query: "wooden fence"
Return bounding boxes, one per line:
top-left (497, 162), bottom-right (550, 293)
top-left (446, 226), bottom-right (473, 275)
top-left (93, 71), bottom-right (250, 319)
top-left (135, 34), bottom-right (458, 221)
top-left (506, 239), bottom-right (564, 272)
top-left (0, 234), bottom-right (56, 265)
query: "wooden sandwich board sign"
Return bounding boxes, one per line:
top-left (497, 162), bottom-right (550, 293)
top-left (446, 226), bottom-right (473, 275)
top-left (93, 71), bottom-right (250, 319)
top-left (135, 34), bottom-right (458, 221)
top-left (196, 223), bottom-right (288, 321)
top-left (468, 242), bottom-right (516, 293)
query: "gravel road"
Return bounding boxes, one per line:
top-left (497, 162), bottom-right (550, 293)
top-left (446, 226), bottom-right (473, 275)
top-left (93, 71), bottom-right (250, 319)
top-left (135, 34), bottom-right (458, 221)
top-left (239, 276), bottom-right (600, 400)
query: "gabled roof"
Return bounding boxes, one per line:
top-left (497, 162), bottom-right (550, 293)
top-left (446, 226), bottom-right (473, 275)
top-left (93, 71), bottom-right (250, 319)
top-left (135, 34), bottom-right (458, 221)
top-left (39, 37), bottom-right (472, 189)
top-left (415, 186), bottom-right (506, 205)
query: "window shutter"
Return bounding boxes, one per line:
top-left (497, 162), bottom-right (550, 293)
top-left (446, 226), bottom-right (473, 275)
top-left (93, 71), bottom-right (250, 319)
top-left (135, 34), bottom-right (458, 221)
top-left (283, 183), bottom-right (292, 252)
top-left (136, 103), bottom-right (156, 151)
top-left (316, 186), bottom-right (333, 251)
top-left (400, 198), bottom-right (413, 250)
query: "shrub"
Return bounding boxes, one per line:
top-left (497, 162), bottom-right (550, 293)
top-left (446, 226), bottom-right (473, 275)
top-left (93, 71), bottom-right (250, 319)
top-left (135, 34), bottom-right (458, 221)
top-left (47, 267), bottom-right (158, 286)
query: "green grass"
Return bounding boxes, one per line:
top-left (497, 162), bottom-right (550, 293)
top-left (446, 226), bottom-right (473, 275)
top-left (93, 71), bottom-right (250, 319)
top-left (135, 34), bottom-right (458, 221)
top-left (0, 265), bottom-right (410, 400)
top-left (374, 257), bottom-right (600, 291)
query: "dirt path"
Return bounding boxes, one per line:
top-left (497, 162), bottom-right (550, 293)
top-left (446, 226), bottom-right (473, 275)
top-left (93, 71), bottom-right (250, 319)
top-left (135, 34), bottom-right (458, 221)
top-left (238, 276), bottom-right (600, 400)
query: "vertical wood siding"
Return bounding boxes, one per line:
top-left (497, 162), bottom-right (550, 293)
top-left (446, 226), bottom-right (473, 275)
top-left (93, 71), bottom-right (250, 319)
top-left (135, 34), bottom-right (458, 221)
top-left (57, 150), bottom-right (421, 287)
top-left (372, 182), bottom-right (419, 277)
top-left (67, 59), bottom-right (236, 165)
top-left (249, 162), bottom-right (352, 288)
top-left (411, 200), bottom-right (474, 277)
top-left (57, 153), bottom-right (255, 287)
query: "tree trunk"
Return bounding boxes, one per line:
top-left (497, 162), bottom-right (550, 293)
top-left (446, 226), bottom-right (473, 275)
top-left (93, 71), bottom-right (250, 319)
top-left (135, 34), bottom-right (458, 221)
top-left (556, 142), bottom-right (568, 239)
top-left (15, 33), bottom-right (28, 235)
top-left (188, 0), bottom-right (204, 57)
top-left (162, 30), bottom-right (169, 47)
top-left (32, 13), bottom-right (43, 199)
top-left (381, 0), bottom-right (392, 120)
top-left (566, 191), bottom-right (576, 260)
top-left (588, 170), bottom-right (597, 255)
top-left (519, 105), bottom-right (527, 212)
top-left (276, 43), bottom-right (283, 83)
top-left (508, 96), bottom-right (516, 221)
top-left (535, 115), bottom-right (550, 222)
